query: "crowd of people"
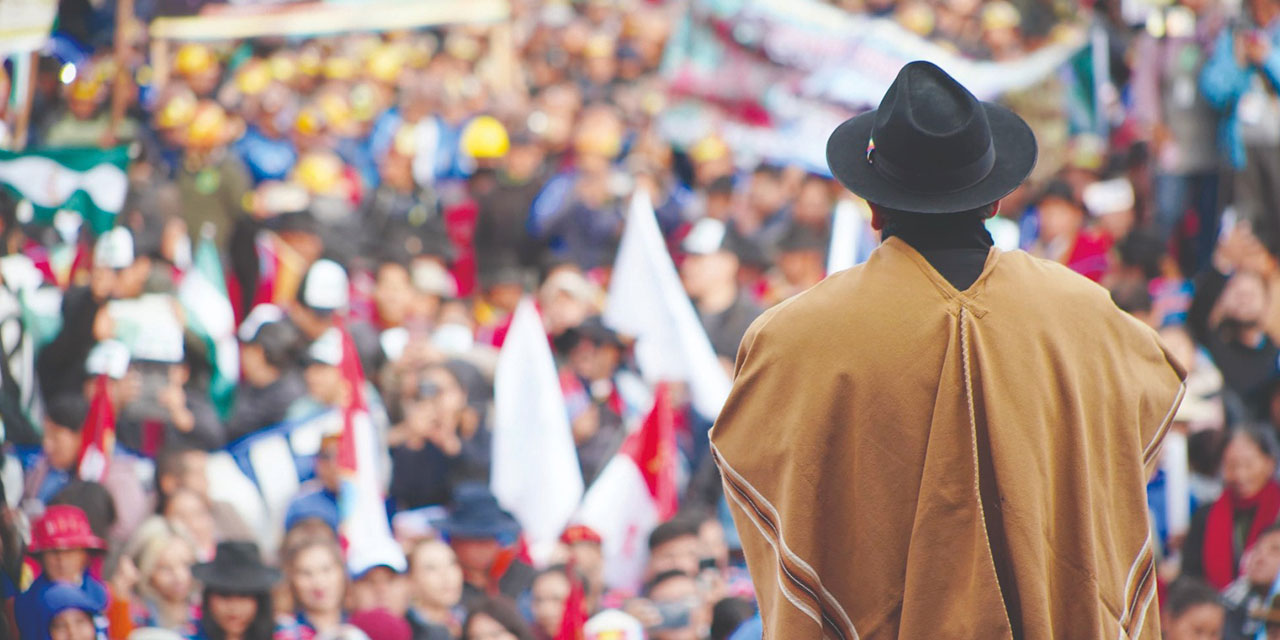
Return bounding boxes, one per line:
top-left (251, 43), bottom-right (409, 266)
top-left (2, 0), bottom-right (1280, 637)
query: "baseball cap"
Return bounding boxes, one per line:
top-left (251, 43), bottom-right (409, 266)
top-left (307, 328), bottom-right (343, 367)
top-left (302, 259), bottom-right (349, 311)
top-left (85, 340), bottom-right (131, 379)
top-left (239, 303), bottom-right (285, 343)
top-left (682, 218), bottom-right (729, 256)
top-left (585, 610), bottom-right (645, 640)
top-left (94, 227), bottom-right (135, 270)
top-left (347, 542), bottom-right (408, 580)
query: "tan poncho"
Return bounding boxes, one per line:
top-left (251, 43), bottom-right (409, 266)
top-left (711, 237), bottom-right (1186, 639)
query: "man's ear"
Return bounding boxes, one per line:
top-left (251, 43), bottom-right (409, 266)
top-left (868, 204), bottom-right (884, 231)
top-left (986, 200), bottom-right (1002, 219)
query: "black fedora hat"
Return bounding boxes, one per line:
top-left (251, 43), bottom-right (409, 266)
top-left (192, 541), bottom-right (281, 594)
top-left (435, 483), bottom-right (521, 542)
top-left (826, 61), bottom-right (1037, 214)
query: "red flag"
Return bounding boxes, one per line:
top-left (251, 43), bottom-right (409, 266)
top-left (621, 383), bottom-right (678, 520)
top-left (554, 563), bottom-right (588, 640)
top-left (333, 318), bottom-right (366, 474)
top-left (77, 374), bottom-right (116, 482)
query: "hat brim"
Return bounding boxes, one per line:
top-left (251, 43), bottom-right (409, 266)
top-left (31, 536), bottom-right (107, 554)
top-left (436, 520), bottom-right (520, 541)
top-left (826, 101), bottom-right (1037, 214)
top-left (192, 563), bottom-right (282, 593)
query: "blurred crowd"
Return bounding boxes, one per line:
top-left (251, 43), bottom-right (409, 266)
top-left (4, 0), bottom-right (1280, 638)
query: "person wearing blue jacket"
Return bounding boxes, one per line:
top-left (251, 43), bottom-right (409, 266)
top-left (1201, 0), bottom-right (1280, 252)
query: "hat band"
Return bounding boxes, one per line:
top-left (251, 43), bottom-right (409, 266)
top-left (870, 139), bottom-right (996, 195)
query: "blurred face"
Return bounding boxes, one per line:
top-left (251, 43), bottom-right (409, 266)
top-left (466, 612), bottom-right (518, 640)
top-left (451, 538), bottom-right (501, 579)
top-left (793, 181), bottom-right (833, 227)
top-left (648, 535), bottom-right (701, 578)
top-left (1220, 272), bottom-right (1268, 326)
top-left (42, 549), bottom-right (90, 583)
top-left (411, 540), bottom-right (464, 610)
top-left (304, 363), bottom-right (345, 405)
top-left (1222, 434), bottom-right (1276, 500)
top-left (165, 490), bottom-right (217, 549)
top-left (208, 593), bottom-right (258, 637)
top-left (1245, 531), bottom-right (1280, 587)
top-left (351, 567), bottom-right (409, 617)
top-left (568, 542), bottom-right (603, 591)
top-left (698, 520), bottom-right (728, 571)
top-left (680, 252), bottom-right (737, 300)
top-left (487, 283), bottom-right (524, 315)
top-left (42, 422), bottom-right (82, 472)
top-left (747, 173), bottom-right (785, 216)
top-left (179, 451), bottom-right (209, 497)
top-left (425, 367), bottom-right (468, 434)
top-left (290, 545), bottom-right (345, 615)
top-left (149, 539), bottom-right (195, 603)
top-left (504, 144), bottom-right (544, 181)
top-left (531, 572), bottom-right (571, 636)
top-left (375, 263), bottom-right (415, 328)
top-left (49, 609), bottom-right (96, 640)
top-left (648, 575), bottom-right (703, 640)
top-left (314, 442), bottom-right (340, 491)
top-left (1037, 197), bottom-right (1083, 244)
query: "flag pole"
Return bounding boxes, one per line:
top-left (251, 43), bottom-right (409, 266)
top-left (13, 52), bottom-right (37, 150)
top-left (109, 0), bottom-right (137, 143)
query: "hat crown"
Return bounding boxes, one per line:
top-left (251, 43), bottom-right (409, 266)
top-left (869, 62), bottom-right (996, 193)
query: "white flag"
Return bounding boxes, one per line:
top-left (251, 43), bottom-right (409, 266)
top-left (491, 299), bottom-right (584, 566)
top-left (604, 190), bottom-right (731, 418)
top-left (576, 455), bottom-right (660, 590)
top-left (827, 197), bottom-right (874, 275)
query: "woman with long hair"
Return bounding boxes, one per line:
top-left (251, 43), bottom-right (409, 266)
top-left (192, 541), bottom-right (279, 640)
top-left (127, 524), bottom-right (199, 635)
top-left (1183, 427), bottom-right (1280, 588)
top-left (461, 597), bottom-right (535, 640)
top-left (274, 536), bottom-right (360, 639)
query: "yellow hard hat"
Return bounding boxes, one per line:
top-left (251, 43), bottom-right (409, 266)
top-left (366, 44), bottom-right (406, 84)
top-left (349, 83), bottom-right (378, 122)
top-left (293, 153), bottom-right (343, 195)
top-left (392, 125), bottom-right (417, 158)
top-left (295, 105), bottom-right (325, 137)
top-left (981, 1), bottom-right (1021, 31)
top-left (323, 56), bottom-right (358, 81)
top-left (68, 76), bottom-right (105, 103)
top-left (460, 115), bottom-right (510, 159)
top-left (317, 92), bottom-right (352, 129)
top-left (156, 89), bottom-right (197, 129)
top-left (269, 53), bottom-right (297, 83)
top-left (298, 48), bottom-right (323, 77)
top-left (187, 101), bottom-right (229, 148)
top-left (689, 135), bottom-right (729, 164)
top-left (175, 44), bottom-right (217, 77)
top-left (235, 59), bottom-right (272, 95)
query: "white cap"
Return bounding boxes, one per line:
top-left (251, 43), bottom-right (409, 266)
top-left (131, 319), bottom-right (185, 363)
top-left (0, 254), bottom-right (43, 292)
top-left (128, 629), bottom-right (187, 640)
top-left (682, 218), bottom-right (728, 256)
top-left (86, 340), bottom-right (131, 379)
top-left (93, 227), bottom-right (134, 270)
top-left (1083, 178), bottom-right (1135, 217)
top-left (307, 327), bottom-right (343, 366)
top-left (380, 327), bottom-right (410, 362)
top-left (541, 269), bottom-right (595, 303)
top-left (584, 610), bottom-right (645, 640)
top-left (411, 261), bottom-right (458, 298)
top-left (347, 541), bottom-right (408, 579)
top-left (303, 259), bottom-right (349, 311)
top-left (238, 303), bottom-right (285, 343)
